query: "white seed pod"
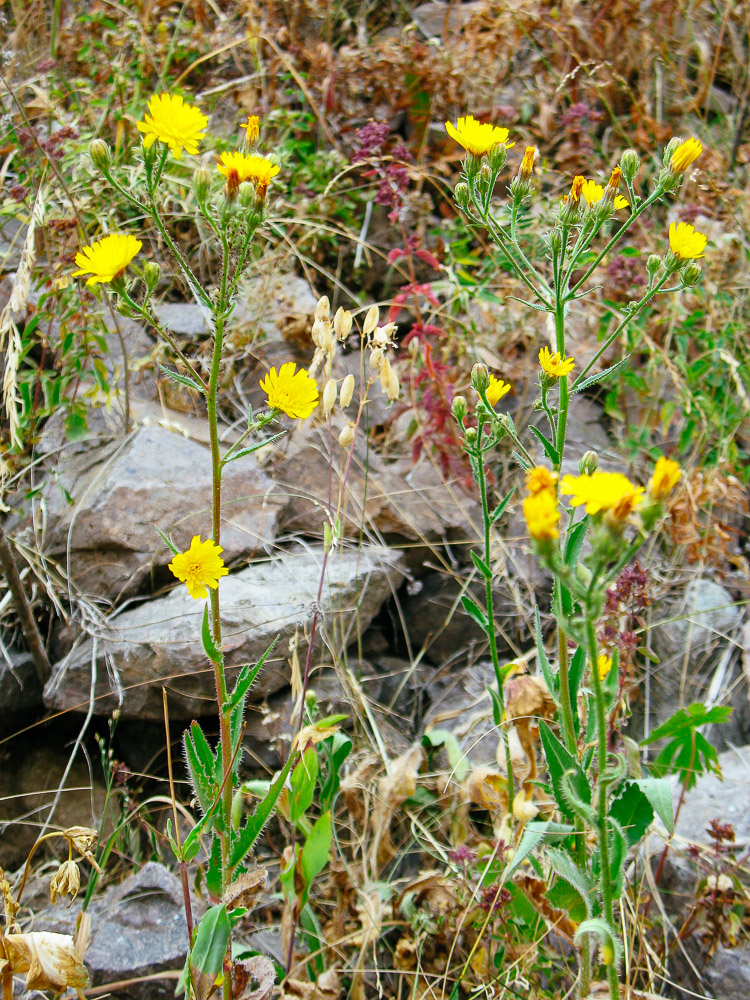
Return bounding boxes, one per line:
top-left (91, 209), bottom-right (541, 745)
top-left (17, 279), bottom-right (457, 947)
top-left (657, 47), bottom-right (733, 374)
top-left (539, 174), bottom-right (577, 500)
top-left (315, 295), bottom-right (330, 321)
top-left (385, 366), bottom-right (400, 402)
top-left (374, 322), bottom-right (397, 346)
top-left (369, 346), bottom-right (384, 370)
top-left (339, 373), bottom-right (355, 408)
top-left (363, 304), bottom-right (379, 336)
top-left (322, 378), bottom-right (337, 416)
top-left (311, 317), bottom-right (327, 348)
top-left (338, 421), bottom-right (356, 447)
top-left (334, 307), bottom-right (353, 341)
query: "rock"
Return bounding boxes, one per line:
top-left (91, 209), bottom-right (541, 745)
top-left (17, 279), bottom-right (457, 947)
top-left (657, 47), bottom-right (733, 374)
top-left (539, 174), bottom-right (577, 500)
top-left (44, 544), bottom-right (406, 719)
top-left (153, 301), bottom-right (212, 337)
top-left (0, 741), bottom-right (107, 870)
top-left (35, 862), bottom-right (203, 1000)
top-left (231, 271), bottom-right (318, 337)
top-left (422, 659), bottom-right (499, 764)
top-left (25, 423), bottom-right (285, 601)
top-left (412, 1), bottom-right (483, 37)
top-left (0, 650), bottom-right (43, 724)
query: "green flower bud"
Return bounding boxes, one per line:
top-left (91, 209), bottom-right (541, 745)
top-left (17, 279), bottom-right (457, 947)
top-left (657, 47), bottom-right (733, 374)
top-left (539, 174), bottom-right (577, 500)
top-left (663, 137), bottom-right (682, 166)
top-left (237, 180), bottom-right (255, 209)
top-left (620, 148), bottom-right (640, 182)
top-left (451, 395), bottom-right (467, 423)
top-left (681, 262), bottom-right (702, 287)
top-left (487, 142), bottom-right (507, 173)
top-left (646, 254), bottom-right (662, 279)
top-left (465, 426), bottom-right (478, 445)
top-left (89, 139), bottom-right (111, 173)
top-left (143, 260), bottom-right (160, 290)
top-left (479, 162), bottom-right (493, 186)
top-left (193, 166), bottom-right (211, 202)
top-left (454, 182), bottom-right (470, 210)
top-left (471, 363), bottom-right (490, 393)
top-left (579, 450), bottom-right (599, 475)
top-left (464, 152), bottom-right (480, 179)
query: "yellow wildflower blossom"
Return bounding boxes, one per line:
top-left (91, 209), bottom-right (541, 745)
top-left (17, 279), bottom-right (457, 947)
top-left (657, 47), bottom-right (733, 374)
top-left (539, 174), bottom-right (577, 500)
top-left (520, 146), bottom-right (536, 177)
top-left (217, 152), bottom-right (280, 199)
top-left (539, 346), bottom-right (575, 378)
top-left (523, 489), bottom-right (560, 541)
top-left (260, 362), bottom-right (319, 419)
top-left (485, 374), bottom-right (511, 407)
top-left (670, 137), bottom-right (702, 174)
top-left (169, 535), bottom-right (228, 600)
top-left (596, 654), bottom-right (613, 681)
top-left (648, 456), bottom-right (681, 500)
top-left (136, 93), bottom-right (208, 158)
top-left (242, 115), bottom-right (260, 142)
top-left (445, 115), bottom-right (514, 157)
top-left (72, 233), bottom-right (142, 286)
top-left (526, 466), bottom-right (558, 495)
top-left (560, 471), bottom-right (644, 519)
top-left (668, 222), bottom-right (707, 260)
top-left (580, 178), bottom-right (629, 211)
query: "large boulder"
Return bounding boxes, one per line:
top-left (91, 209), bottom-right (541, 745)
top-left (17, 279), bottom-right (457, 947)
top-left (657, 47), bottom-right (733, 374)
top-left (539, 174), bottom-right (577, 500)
top-left (24, 423), bottom-right (285, 602)
top-left (44, 544), bottom-right (405, 719)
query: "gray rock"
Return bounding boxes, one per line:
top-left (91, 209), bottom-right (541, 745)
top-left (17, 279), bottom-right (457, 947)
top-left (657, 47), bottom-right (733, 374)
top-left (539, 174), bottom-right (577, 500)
top-left (422, 659), bottom-right (499, 764)
top-left (35, 862), bottom-right (203, 1000)
top-left (29, 423), bottom-right (284, 601)
top-left (231, 272), bottom-right (318, 337)
top-left (412, 1), bottom-right (483, 37)
top-left (44, 544), bottom-right (405, 719)
top-left (153, 301), bottom-right (212, 337)
top-left (0, 650), bottom-right (43, 723)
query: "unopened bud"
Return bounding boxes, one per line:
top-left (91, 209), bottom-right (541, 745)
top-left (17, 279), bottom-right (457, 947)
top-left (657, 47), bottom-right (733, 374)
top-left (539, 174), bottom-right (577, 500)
top-left (487, 142), bottom-right (507, 173)
top-left (663, 137), bottom-right (682, 166)
top-left (315, 295), bottom-right (330, 322)
top-left (143, 260), bottom-right (160, 290)
top-left (471, 363), bottom-right (490, 394)
top-left (322, 378), bottom-right (337, 416)
top-left (681, 262), bottom-right (702, 287)
top-left (339, 373), bottom-right (355, 408)
top-left (646, 254), bottom-right (662, 279)
top-left (454, 181), bottom-right (470, 209)
top-left (579, 450), bottom-right (599, 475)
top-left (334, 306), bottom-right (352, 341)
top-left (193, 165), bottom-right (211, 202)
top-left (89, 139), bottom-right (111, 173)
top-left (620, 148), bottom-right (640, 183)
top-left (451, 395), bottom-right (467, 423)
top-left (363, 304), bottom-right (379, 336)
top-left (464, 152), bottom-right (479, 179)
top-left (479, 162), bottom-right (493, 186)
top-left (237, 180), bottom-right (255, 209)
top-left (338, 422), bottom-right (356, 447)
top-left (465, 426), bottom-right (477, 444)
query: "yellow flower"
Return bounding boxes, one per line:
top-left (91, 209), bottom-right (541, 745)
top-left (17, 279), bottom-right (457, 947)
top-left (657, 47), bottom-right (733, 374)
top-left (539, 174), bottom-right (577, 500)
top-left (560, 471), bottom-right (644, 519)
top-left (216, 152), bottom-right (280, 198)
top-left (169, 535), bottom-right (228, 600)
top-left (648, 456), bottom-right (681, 500)
top-left (539, 346), bottom-right (575, 378)
top-left (596, 654), bottom-right (613, 681)
top-left (525, 466), bottom-right (558, 495)
top-left (445, 115), bottom-right (515, 157)
top-left (260, 362), bottom-right (319, 419)
top-left (72, 233), bottom-right (142, 286)
top-left (668, 222), bottom-right (707, 260)
top-left (580, 178), bottom-right (629, 211)
top-left (136, 93), bottom-right (209, 158)
top-left (242, 115), bottom-right (260, 142)
top-left (566, 175), bottom-right (585, 204)
top-left (485, 374), bottom-right (511, 407)
top-left (670, 137), bottom-right (702, 174)
top-left (520, 146), bottom-right (536, 177)
top-left (523, 489), bottom-right (560, 541)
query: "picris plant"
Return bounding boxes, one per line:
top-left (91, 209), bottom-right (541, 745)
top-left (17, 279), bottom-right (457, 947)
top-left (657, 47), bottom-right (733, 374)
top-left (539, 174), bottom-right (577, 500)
top-left (444, 115), bottom-right (705, 999)
top-left (71, 96), bottom-right (340, 1000)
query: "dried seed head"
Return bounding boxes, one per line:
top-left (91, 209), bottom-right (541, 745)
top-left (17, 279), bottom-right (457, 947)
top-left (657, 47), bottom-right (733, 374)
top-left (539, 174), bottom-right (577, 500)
top-left (338, 422), bottom-right (356, 447)
top-left (63, 827), bottom-right (98, 855)
top-left (315, 295), bottom-right (330, 321)
top-left (380, 356), bottom-right (400, 402)
top-left (322, 378), bottom-right (337, 416)
top-left (374, 322), bottom-right (397, 347)
top-left (339, 373), bottom-right (355, 408)
top-left (369, 346), bottom-right (384, 370)
top-left (363, 304), bottom-right (379, 336)
top-left (334, 306), bottom-right (353, 341)
top-left (50, 860), bottom-right (81, 906)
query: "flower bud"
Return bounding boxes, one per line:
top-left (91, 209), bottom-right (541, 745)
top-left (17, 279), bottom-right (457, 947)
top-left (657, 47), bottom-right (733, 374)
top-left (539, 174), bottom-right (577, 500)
top-left (339, 373), bottom-right (355, 408)
top-left (363, 304), bottom-right (379, 337)
top-left (646, 254), bottom-right (662, 279)
top-left (322, 378), bottom-right (337, 416)
top-left (579, 450), bottom-right (599, 475)
top-left (143, 260), bottom-right (160, 290)
top-left (663, 137), bottom-right (682, 166)
top-left (479, 162), bottom-right (493, 186)
top-left (193, 165), bottom-right (211, 202)
top-left (471, 363), bottom-right (490, 394)
top-left (681, 262), bottom-right (702, 287)
top-left (487, 142), bottom-right (507, 173)
top-left (620, 148), bottom-right (640, 182)
top-left (334, 307), bottom-right (352, 341)
top-left (454, 182), bottom-right (470, 210)
top-left (451, 395), bottom-right (467, 423)
top-left (338, 421), bottom-right (356, 447)
top-left (465, 426), bottom-right (477, 444)
top-left (315, 295), bottom-right (330, 322)
top-left (89, 139), bottom-right (111, 173)
top-left (464, 152), bottom-right (480, 179)
top-left (237, 180), bottom-right (255, 209)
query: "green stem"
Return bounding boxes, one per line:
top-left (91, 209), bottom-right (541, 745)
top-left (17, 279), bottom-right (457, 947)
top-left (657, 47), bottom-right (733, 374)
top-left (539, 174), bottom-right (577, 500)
top-left (586, 616), bottom-right (621, 1000)
top-left (475, 423), bottom-right (515, 812)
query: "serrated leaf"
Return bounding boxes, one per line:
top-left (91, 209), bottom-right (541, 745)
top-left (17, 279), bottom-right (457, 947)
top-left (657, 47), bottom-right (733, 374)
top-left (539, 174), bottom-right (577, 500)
top-left (222, 431), bottom-right (285, 465)
top-left (571, 356), bottom-right (630, 394)
top-left (505, 820), bottom-right (574, 878)
top-left (511, 450), bottom-right (532, 471)
top-left (528, 424), bottom-right (560, 465)
top-left (461, 594), bottom-right (489, 631)
top-left (547, 847), bottom-right (594, 913)
top-left (470, 550), bottom-right (492, 581)
top-left (490, 488), bottom-right (516, 523)
top-left (201, 604), bottom-right (223, 665)
top-left (225, 636), bottom-right (279, 714)
top-left (229, 750), bottom-right (297, 869)
top-left (539, 721), bottom-right (590, 820)
top-left (184, 722), bottom-right (217, 815)
top-left (609, 781), bottom-right (654, 847)
top-left (634, 777), bottom-right (674, 833)
top-left (158, 363), bottom-right (206, 394)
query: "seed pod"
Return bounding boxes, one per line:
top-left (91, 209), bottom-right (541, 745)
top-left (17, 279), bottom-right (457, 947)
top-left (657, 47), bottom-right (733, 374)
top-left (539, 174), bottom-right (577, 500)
top-left (315, 295), bottom-right (330, 321)
top-left (323, 378), bottom-right (337, 416)
top-left (369, 346), bottom-right (384, 370)
top-left (334, 306), bottom-right (352, 341)
top-left (363, 304), bottom-right (379, 336)
top-left (338, 422), bottom-right (356, 447)
top-left (339, 373), bottom-right (355, 408)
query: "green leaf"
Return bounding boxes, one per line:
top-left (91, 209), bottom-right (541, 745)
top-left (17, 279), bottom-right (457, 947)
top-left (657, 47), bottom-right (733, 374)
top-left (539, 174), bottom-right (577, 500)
top-left (505, 820), bottom-right (574, 878)
top-left (567, 647), bottom-right (586, 729)
top-left (300, 811), bottom-right (332, 901)
top-left (422, 729), bottom-right (468, 783)
top-left (635, 777), bottom-right (674, 833)
top-left (641, 702), bottom-right (732, 744)
top-left (470, 550), bottom-right (492, 581)
top-left (319, 732), bottom-right (352, 812)
top-left (539, 721), bottom-right (591, 820)
top-left (461, 594), bottom-right (489, 632)
top-left (511, 450), bottom-right (532, 471)
top-left (180, 903), bottom-right (231, 997)
top-left (607, 818), bottom-right (628, 900)
top-left (535, 607), bottom-right (558, 702)
top-left (609, 781), bottom-right (654, 847)
top-left (158, 363), bottom-right (206, 394)
top-left (641, 703), bottom-right (732, 790)
top-left (289, 746), bottom-right (319, 824)
top-left (155, 525), bottom-right (180, 556)
top-left (201, 604), bottom-right (223, 665)
top-left (225, 636), bottom-right (279, 713)
top-left (222, 432), bottom-right (285, 465)
top-left (490, 488), bottom-right (516, 524)
top-left (528, 424), bottom-right (560, 465)
top-left (547, 847), bottom-right (594, 913)
top-left (571, 356), bottom-right (630, 394)
top-left (574, 917), bottom-right (621, 967)
top-left (564, 520), bottom-right (588, 567)
top-left (184, 722), bottom-right (217, 815)
top-left (230, 750), bottom-right (297, 869)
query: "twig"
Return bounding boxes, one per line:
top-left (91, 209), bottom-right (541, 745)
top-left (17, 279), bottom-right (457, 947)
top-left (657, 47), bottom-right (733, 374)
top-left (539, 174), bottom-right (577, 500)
top-left (0, 524), bottom-right (51, 684)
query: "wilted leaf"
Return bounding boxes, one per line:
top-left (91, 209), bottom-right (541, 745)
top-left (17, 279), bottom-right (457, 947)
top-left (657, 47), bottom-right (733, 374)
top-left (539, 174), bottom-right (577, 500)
top-left (233, 955), bottom-right (276, 1000)
top-left (4, 932), bottom-right (90, 991)
top-left (224, 868), bottom-right (267, 910)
